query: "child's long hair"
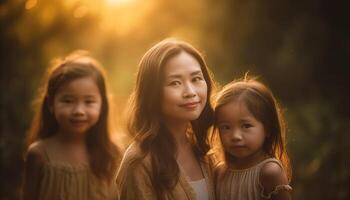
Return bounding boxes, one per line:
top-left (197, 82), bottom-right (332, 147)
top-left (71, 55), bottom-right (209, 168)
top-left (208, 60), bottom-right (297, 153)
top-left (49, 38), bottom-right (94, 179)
top-left (213, 76), bottom-right (292, 180)
top-left (27, 51), bottom-right (120, 182)
top-left (126, 38), bottom-right (215, 198)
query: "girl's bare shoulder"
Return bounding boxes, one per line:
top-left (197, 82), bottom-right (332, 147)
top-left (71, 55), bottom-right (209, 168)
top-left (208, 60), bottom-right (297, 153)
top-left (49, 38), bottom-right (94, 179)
top-left (25, 140), bottom-right (48, 165)
top-left (260, 161), bottom-right (287, 184)
top-left (260, 161), bottom-right (291, 199)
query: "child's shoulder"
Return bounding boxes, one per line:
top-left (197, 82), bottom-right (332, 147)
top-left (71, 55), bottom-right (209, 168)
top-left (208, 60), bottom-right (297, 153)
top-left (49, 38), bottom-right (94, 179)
top-left (260, 159), bottom-right (284, 178)
top-left (25, 140), bottom-right (48, 166)
top-left (259, 158), bottom-right (291, 198)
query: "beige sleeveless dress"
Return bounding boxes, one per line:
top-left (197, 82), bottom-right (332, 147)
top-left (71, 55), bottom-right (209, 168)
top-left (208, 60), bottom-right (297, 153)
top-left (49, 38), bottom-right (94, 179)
top-left (36, 142), bottom-right (116, 200)
top-left (215, 158), bottom-right (292, 200)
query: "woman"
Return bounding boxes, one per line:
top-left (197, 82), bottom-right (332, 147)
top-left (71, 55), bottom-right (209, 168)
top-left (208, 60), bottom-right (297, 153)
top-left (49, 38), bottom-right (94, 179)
top-left (115, 38), bottom-right (216, 200)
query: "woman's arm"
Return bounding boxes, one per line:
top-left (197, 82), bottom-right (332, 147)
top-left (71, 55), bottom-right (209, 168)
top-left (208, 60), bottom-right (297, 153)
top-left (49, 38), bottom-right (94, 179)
top-left (260, 162), bottom-right (292, 200)
top-left (22, 144), bottom-right (45, 200)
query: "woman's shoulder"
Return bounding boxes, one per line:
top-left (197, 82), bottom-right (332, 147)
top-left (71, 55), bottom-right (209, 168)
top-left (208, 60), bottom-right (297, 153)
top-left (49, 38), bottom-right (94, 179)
top-left (119, 142), bottom-right (151, 170)
top-left (115, 142), bottom-right (153, 186)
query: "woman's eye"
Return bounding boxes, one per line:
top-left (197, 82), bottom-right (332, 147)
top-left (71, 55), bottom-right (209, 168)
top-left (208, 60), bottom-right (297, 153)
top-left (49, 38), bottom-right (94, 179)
top-left (192, 76), bottom-right (203, 82)
top-left (169, 81), bottom-right (181, 86)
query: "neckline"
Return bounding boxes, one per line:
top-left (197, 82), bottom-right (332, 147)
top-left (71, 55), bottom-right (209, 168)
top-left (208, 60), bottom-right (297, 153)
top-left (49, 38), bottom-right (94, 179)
top-left (46, 161), bottom-right (89, 171)
top-left (189, 178), bottom-right (206, 184)
top-left (228, 157), bottom-right (274, 172)
top-left (177, 158), bottom-right (206, 182)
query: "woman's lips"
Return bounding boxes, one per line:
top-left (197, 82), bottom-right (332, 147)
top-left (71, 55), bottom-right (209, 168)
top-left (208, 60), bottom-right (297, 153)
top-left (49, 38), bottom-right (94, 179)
top-left (179, 101), bottom-right (200, 109)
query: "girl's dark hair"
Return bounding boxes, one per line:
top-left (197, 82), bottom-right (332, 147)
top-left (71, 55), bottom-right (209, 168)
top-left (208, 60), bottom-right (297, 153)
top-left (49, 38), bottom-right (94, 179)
top-left (213, 76), bottom-right (292, 180)
top-left (126, 38), bottom-right (215, 198)
top-left (27, 50), bottom-right (120, 181)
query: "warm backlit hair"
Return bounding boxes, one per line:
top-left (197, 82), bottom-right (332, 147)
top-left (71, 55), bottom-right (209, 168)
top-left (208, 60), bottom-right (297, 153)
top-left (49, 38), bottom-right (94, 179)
top-left (27, 50), bottom-right (120, 181)
top-left (213, 76), bottom-right (292, 180)
top-left (123, 38), bottom-right (215, 198)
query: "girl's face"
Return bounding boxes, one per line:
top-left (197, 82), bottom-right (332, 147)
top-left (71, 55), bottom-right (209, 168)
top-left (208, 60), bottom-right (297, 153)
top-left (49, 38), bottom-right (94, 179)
top-left (161, 51), bottom-right (207, 123)
top-left (52, 76), bottom-right (102, 135)
top-left (216, 101), bottom-right (267, 163)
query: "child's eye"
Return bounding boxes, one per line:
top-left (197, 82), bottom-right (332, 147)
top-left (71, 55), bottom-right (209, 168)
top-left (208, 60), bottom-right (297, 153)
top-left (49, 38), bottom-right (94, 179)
top-left (242, 123), bottom-right (252, 129)
top-left (218, 124), bottom-right (231, 131)
top-left (61, 99), bottom-right (73, 103)
top-left (85, 100), bottom-right (96, 104)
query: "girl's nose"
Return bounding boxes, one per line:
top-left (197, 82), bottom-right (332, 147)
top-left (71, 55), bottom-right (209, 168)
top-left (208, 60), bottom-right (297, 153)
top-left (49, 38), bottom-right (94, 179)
top-left (231, 130), bottom-right (242, 141)
top-left (72, 103), bottom-right (85, 115)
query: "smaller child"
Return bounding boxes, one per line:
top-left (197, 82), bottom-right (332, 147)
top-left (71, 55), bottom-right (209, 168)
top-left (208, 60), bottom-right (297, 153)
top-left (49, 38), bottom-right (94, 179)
top-left (213, 76), bottom-right (292, 200)
top-left (22, 51), bottom-right (120, 200)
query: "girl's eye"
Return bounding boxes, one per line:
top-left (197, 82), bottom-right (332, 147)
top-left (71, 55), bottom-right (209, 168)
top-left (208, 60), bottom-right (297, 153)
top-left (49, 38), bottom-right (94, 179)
top-left (85, 100), bottom-right (96, 104)
top-left (61, 99), bottom-right (73, 103)
top-left (218, 124), bottom-right (230, 131)
top-left (242, 123), bottom-right (252, 129)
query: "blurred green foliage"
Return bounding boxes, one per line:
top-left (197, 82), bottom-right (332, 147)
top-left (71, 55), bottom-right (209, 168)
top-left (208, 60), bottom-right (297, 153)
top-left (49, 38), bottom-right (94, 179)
top-left (1, 0), bottom-right (349, 199)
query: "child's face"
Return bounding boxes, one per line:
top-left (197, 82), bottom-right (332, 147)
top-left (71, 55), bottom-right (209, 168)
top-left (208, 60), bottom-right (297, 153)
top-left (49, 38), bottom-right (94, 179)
top-left (52, 76), bottom-right (102, 136)
top-left (161, 51), bottom-right (207, 123)
top-left (217, 101), bottom-right (267, 162)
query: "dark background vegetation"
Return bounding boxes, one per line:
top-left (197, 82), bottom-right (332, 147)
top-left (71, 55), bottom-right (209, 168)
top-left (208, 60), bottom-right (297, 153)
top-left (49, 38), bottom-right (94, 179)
top-left (1, 0), bottom-right (349, 199)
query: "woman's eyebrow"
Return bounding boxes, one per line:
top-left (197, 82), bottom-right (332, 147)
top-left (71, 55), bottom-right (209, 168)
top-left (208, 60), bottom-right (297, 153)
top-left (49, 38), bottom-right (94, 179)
top-left (190, 70), bottom-right (203, 76)
top-left (167, 70), bottom-right (202, 78)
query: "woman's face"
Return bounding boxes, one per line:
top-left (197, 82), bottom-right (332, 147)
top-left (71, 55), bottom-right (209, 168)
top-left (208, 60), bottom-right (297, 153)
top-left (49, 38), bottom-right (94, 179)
top-left (161, 51), bottom-right (207, 123)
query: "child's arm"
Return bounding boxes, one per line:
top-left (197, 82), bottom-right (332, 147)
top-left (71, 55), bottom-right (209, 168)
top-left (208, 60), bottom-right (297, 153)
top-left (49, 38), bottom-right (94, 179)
top-left (260, 162), bottom-right (292, 200)
top-left (22, 144), bottom-right (45, 200)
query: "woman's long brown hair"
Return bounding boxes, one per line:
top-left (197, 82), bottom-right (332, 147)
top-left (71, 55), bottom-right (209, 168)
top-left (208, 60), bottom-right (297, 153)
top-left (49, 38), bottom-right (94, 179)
top-left (26, 51), bottom-right (120, 182)
top-left (213, 76), bottom-right (292, 180)
top-left (126, 38), bottom-right (215, 198)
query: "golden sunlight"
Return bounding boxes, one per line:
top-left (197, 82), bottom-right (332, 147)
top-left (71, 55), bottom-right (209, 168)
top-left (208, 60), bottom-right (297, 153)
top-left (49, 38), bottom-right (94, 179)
top-left (25, 0), bottom-right (38, 10)
top-left (106, 0), bottom-right (135, 6)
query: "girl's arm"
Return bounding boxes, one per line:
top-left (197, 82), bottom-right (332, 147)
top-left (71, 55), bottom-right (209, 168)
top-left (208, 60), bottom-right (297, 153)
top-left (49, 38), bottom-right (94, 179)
top-left (22, 145), bottom-right (45, 200)
top-left (260, 162), bottom-right (292, 200)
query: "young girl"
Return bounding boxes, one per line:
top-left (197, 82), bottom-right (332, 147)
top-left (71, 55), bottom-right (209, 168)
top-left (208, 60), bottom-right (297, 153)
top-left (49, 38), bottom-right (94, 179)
top-left (213, 77), bottom-right (292, 200)
top-left (22, 51), bottom-right (120, 200)
top-left (115, 38), bottom-right (216, 199)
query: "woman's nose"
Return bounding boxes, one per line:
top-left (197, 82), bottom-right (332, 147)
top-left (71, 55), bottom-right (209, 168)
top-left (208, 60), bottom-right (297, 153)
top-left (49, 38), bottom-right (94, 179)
top-left (183, 83), bottom-right (196, 98)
